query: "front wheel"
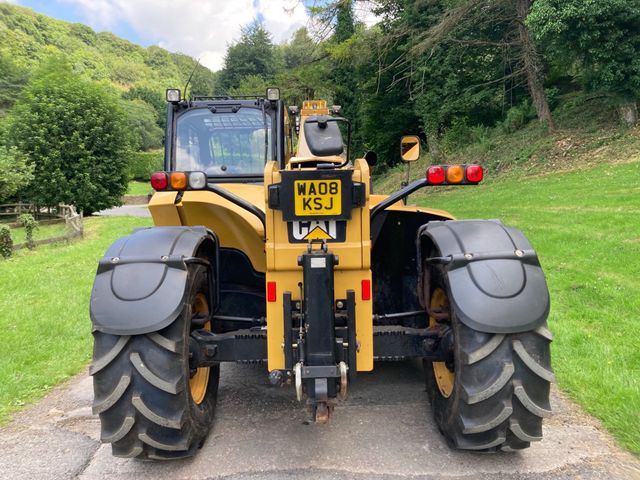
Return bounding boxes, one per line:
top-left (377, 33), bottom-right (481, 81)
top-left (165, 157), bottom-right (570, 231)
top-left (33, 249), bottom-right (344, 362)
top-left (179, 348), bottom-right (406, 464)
top-left (91, 264), bottom-right (219, 460)
top-left (424, 266), bottom-right (554, 452)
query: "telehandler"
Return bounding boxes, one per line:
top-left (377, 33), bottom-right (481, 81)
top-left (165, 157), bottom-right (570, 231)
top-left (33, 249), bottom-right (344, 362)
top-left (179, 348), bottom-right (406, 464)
top-left (90, 89), bottom-right (553, 459)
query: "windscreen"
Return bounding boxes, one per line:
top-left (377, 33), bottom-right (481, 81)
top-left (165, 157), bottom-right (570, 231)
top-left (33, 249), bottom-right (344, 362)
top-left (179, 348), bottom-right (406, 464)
top-left (175, 107), bottom-right (271, 176)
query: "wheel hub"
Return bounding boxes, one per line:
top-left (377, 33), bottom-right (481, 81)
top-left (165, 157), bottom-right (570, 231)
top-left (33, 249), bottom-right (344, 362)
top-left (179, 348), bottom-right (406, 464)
top-left (430, 288), bottom-right (455, 398)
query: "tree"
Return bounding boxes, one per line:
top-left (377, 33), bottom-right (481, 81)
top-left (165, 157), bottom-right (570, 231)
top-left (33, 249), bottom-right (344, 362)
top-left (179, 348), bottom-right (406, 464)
top-left (276, 28), bottom-right (333, 105)
top-left (529, 0), bottom-right (640, 125)
top-left (0, 53), bottom-right (29, 112)
top-left (330, 1), bottom-right (358, 125)
top-left (0, 145), bottom-right (33, 202)
top-left (9, 58), bottom-right (133, 214)
top-left (405, 0), bottom-right (555, 131)
top-left (218, 22), bottom-right (276, 92)
top-left (122, 99), bottom-right (164, 151)
top-left (122, 86), bottom-right (166, 130)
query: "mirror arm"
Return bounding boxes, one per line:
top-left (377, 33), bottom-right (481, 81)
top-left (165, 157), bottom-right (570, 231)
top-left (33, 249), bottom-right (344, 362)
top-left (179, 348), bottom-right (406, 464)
top-left (370, 178), bottom-right (429, 223)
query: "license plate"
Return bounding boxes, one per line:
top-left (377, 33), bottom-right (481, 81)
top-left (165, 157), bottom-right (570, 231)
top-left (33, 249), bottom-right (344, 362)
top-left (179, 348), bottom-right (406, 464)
top-left (294, 180), bottom-right (341, 216)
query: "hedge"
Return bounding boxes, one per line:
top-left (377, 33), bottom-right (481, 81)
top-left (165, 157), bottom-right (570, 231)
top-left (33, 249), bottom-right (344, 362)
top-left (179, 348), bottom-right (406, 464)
top-left (127, 150), bottom-right (163, 181)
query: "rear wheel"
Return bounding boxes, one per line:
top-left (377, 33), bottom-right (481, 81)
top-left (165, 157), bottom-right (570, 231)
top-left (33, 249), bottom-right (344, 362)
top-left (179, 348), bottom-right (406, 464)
top-left (424, 264), bottom-right (554, 451)
top-left (91, 264), bottom-right (219, 460)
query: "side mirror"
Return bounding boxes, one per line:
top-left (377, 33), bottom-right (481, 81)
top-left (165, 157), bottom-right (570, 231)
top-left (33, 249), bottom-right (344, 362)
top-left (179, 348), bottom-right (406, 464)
top-left (400, 135), bottom-right (420, 162)
top-left (363, 151), bottom-right (378, 167)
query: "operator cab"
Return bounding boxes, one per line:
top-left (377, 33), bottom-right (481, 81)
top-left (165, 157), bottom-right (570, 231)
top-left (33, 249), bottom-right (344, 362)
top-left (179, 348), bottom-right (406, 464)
top-left (165, 88), bottom-right (287, 183)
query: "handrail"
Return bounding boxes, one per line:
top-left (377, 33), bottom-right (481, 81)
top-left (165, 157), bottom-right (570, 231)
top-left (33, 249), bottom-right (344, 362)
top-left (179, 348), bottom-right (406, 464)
top-left (369, 178), bottom-right (429, 223)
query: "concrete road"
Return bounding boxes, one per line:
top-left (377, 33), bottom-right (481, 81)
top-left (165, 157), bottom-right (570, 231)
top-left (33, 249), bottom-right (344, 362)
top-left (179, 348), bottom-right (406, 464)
top-left (96, 204), bottom-right (152, 217)
top-left (1, 361), bottom-right (638, 480)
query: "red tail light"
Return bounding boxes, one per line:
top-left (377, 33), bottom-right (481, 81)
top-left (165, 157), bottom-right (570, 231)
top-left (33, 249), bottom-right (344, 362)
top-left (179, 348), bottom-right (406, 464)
top-left (427, 166), bottom-right (445, 185)
top-left (267, 281), bottom-right (277, 302)
top-left (150, 171), bottom-right (168, 190)
top-left (466, 164), bottom-right (484, 183)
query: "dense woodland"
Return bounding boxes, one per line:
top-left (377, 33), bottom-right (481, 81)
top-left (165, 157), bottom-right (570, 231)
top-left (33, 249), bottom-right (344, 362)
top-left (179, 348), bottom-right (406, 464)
top-left (1, 1), bottom-right (639, 211)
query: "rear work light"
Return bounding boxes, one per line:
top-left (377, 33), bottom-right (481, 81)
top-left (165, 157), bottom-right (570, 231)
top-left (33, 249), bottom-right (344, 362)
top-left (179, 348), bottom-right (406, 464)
top-left (426, 165), bottom-right (484, 185)
top-left (150, 171), bottom-right (168, 190)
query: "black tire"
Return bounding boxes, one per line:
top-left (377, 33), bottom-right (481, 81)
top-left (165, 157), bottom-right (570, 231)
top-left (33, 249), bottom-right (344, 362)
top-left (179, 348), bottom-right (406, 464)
top-left (424, 265), bottom-right (554, 452)
top-left (90, 264), bottom-right (219, 460)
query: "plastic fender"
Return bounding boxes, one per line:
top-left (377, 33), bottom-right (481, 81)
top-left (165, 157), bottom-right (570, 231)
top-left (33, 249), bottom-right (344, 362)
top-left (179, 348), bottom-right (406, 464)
top-left (90, 226), bottom-right (218, 336)
top-left (418, 220), bottom-right (550, 334)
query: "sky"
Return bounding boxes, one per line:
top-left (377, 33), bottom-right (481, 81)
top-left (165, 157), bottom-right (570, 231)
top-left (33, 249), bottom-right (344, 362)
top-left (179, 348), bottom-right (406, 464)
top-left (2, 0), bottom-right (380, 71)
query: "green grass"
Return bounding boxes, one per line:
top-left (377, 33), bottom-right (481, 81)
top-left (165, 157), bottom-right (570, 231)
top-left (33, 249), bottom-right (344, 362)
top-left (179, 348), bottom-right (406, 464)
top-left (9, 222), bottom-right (67, 245)
top-left (127, 180), bottom-right (152, 196)
top-left (0, 215), bottom-right (152, 424)
top-left (412, 160), bottom-right (640, 454)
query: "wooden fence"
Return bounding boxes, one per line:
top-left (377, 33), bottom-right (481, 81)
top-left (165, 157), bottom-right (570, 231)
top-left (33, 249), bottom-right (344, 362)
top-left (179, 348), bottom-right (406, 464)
top-left (9, 204), bottom-right (84, 251)
top-left (0, 203), bottom-right (38, 218)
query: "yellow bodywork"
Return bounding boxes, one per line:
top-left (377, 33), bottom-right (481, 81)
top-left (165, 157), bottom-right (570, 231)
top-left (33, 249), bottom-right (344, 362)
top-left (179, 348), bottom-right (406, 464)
top-left (264, 158), bottom-right (374, 371)
top-left (148, 97), bottom-right (454, 374)
top-left (149, 175), bottom-right (453, 374)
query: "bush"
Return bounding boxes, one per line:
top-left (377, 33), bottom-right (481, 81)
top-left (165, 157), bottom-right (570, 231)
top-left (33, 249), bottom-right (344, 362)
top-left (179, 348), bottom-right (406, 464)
top-left (502, 101), bottom-right (536, 133)
top-left (122, 99), bottom-right (164, 151)
top-left (0, 145), bottom-right (33, 203)
top-left (17, 213), bottom-right (38, 249)
top-left (8, 58), bottom-right (133, 214)
top-left (441, 118), bottom-right (474, 152)
top-left (0, 225), bottom-right (12, 258)
top-left (127, 150), bottom-right (163, 181)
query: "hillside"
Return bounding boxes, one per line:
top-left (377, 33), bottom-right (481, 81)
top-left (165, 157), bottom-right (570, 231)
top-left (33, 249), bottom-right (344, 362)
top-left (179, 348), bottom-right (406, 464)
top-left (374, 94), bottom-right (640, 194)
top-left (0, 3), bottom-right (215, 110)
top-left (412, 158), bottom-right (640, 454)
top-left (371, 93), bottom-right (640, 453)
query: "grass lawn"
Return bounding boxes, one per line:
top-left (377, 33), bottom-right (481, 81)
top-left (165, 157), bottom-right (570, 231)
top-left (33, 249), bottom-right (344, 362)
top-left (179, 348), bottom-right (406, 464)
top-left (127, 180), bottom-right (152, 196)
top-left (0, 215), bottom-right (152, 424)
top-left (412, 160), bottom-right (640, 454)
top-left (9, 221), bottom-right (68, 245)
top-left (0, 161), bottom-right (638, 456)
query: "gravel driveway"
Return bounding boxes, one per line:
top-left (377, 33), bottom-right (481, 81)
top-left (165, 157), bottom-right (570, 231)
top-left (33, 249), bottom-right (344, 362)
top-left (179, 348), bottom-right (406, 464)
top-left (0, 362), bottom-right (638, 480)
top-left (12, 203), bottom-right (632, 479)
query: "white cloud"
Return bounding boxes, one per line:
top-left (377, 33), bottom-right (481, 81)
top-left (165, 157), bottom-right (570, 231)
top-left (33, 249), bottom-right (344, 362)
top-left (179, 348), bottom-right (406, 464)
top-left (353, 1), bottom-right (381, 27)
top-left (0, 0), bottom-right (21, 4)
top-left (58, 1), bottom-right (379, 70)
top-left (60, 0), bottom-right (309, 71)
top-left (258, 0), bottom-right (309, 44)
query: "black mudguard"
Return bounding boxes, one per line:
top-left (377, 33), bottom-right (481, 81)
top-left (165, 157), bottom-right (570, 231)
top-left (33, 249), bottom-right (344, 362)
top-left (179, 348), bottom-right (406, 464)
top-left (90, 226), bottom-right (218, 336)
top-left (417, 220), bottom-right (549, 334)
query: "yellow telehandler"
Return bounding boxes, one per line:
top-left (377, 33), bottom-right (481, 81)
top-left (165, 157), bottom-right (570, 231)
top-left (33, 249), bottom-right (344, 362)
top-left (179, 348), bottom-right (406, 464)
top-left (90, 89), bottom-right (553, 459)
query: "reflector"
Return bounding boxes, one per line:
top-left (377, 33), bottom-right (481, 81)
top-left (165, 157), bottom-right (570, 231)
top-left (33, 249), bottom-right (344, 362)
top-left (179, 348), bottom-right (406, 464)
top-left (361, 279), bottom-right (371, 301)
top-left (447, 165), bottom-right (465, 184)
top-left (267, 281), bottom-right (277, 302)
top-left (150, 172), bottom-right (168, 190)
top-left (466, 164), bottom-right (484, 183)
top-left (427, 166), bottom-right (445, 184)
top-left (170, 172), bottom-right (188, 190)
